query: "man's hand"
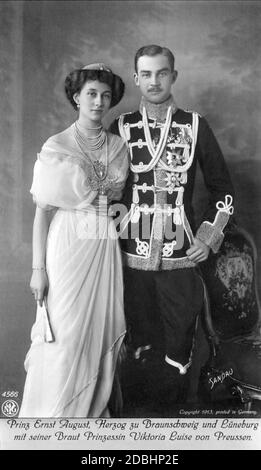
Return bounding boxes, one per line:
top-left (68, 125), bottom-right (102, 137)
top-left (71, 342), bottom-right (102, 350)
top-left (186, 238), bottom-right (210, 263)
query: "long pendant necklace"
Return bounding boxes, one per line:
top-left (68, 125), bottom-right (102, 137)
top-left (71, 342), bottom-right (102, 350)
top-left (74, 122), bottom-right (108, 193)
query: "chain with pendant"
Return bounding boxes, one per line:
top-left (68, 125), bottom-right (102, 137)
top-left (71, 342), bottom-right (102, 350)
top-left (74, 122), bottom-right (110, 195)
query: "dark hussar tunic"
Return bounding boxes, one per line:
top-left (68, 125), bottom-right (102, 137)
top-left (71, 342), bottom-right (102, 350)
top-left (111, 103), bottom-right (234, 401)
top-left (112, 108), bottom-right (234, 271)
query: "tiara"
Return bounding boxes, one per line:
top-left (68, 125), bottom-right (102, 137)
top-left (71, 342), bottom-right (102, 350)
top-left (82, 63), bottom-right (112, 73)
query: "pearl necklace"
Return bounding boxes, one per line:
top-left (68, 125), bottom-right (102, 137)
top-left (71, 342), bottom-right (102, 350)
top-left (74, 123), bottom-right (108, 193)
top-left (74, 121), bottom-right (106, 151)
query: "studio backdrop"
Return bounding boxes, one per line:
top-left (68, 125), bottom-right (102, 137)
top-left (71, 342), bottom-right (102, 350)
top-left (0, 0), bottom-right (260, 409)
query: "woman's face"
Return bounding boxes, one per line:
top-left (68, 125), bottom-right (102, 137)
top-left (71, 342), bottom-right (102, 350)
top-left (74, 80), bottom-right (112, 124)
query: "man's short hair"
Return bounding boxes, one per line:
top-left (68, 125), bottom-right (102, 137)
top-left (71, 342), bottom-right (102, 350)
top-left (134, 45), bottom-right (175, 73)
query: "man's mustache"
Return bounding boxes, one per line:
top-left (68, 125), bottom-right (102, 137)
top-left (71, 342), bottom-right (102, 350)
top-left (148, 87), bottom-right (162, 92)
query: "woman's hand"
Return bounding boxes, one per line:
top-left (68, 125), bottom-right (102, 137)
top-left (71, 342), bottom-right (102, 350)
top-left (30, 269), bottom-right (49, 306)
top-left (186, 238), bottom-right (210, 263)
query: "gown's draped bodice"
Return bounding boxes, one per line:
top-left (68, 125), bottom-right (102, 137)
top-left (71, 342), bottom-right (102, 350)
top-left (30, 125), bottom-right (129, 212)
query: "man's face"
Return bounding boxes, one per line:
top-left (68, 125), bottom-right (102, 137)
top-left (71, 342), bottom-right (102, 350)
top-left (134, 54), bottom-right (177, 104)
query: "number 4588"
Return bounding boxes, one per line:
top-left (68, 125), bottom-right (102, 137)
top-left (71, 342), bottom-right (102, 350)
top-left (2, 391), bottom-right (18, 398)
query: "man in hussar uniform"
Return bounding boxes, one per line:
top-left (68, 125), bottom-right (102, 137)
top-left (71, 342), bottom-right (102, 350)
top-left (110, 44), bottom-right (234, 414)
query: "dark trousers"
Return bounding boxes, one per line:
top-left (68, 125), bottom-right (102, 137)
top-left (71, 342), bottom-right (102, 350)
top-left (123, 266), bottom-right (204, 365)
top-left (121, 266), bottom-right (204, 413)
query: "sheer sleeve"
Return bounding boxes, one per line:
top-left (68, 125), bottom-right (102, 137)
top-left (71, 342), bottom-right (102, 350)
top-left (30, 149), bottom-right (97, 211)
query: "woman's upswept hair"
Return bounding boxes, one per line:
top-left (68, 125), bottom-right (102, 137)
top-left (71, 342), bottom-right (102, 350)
top-left (65, 68), bottom-right (125, 110)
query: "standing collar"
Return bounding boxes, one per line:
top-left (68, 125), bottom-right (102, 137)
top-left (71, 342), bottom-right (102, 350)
top-left (139, 95), bottom-right (177, 122)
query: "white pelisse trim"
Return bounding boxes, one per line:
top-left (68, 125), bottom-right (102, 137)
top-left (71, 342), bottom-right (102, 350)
top-left (165, 355), bottom-right (192, 375)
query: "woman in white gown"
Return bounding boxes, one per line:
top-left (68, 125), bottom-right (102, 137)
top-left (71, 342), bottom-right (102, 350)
top-left (19, 63), bottom-right (129, 417)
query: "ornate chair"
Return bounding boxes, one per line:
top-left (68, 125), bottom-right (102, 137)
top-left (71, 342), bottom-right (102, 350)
top-left (198, 222), bottom-right (261, 410)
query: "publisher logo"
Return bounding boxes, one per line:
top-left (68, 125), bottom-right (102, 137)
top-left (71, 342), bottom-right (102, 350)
top-left (1, 399), bottom-right (19, 417)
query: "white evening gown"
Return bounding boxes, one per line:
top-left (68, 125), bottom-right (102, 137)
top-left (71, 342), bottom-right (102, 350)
top-left (19, 126), bottom-right (129, 417)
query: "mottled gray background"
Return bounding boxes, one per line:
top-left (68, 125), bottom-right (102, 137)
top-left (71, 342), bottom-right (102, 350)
top-left (0, 0), bottom-right (260, 410)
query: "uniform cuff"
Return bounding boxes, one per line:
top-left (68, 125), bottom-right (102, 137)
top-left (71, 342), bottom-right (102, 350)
top-left (196, 195), bottom-right (234, 253)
